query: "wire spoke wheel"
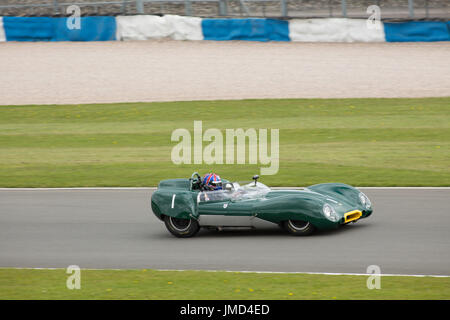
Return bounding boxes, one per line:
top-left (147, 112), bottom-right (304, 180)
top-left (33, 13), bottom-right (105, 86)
top-left (284, 219), bottom-right (315, 236)
top-left (288, 220), bottom-right (310, 231)
top-left (169, 217), bottom-right (191, 232)
top-left (164, 216), bottom-right (200, 238)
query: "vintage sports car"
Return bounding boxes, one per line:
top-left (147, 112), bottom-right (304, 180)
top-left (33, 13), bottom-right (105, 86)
top-left (151, 172), bottom-right (373, 237)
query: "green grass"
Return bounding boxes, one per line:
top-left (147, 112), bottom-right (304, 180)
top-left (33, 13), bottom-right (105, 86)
top-left (0, 268), bottom-right (448, 300)
top-left (0, 98), bottom-right (449, 187)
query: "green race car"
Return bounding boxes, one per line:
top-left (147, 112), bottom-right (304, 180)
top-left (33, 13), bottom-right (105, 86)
top-left (151, 172), bottom-right (373, 237)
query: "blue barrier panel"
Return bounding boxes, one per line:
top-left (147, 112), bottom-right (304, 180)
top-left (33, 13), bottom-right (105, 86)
top-left (3, 16), bottom-right (116, 41)
top-left (53, 16), bottom-right (116, 41)
top-left (384, 21), bottom-right (450, 42)
top-left (3, 17), bottom-right (54, 41)
top-left (202, 18), bottom-right (289, 42)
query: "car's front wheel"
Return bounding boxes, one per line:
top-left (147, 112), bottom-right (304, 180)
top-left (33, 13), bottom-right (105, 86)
top-left (164, 215), bottom-right (200, 238)
top-left (283, 220), bottom-right (315, 236)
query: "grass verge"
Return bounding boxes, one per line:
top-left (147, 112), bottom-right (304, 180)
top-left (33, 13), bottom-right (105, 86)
top-left (0, 268), bottom-right (449, 300)
top-left (0, 97), bottom-right (449, 187)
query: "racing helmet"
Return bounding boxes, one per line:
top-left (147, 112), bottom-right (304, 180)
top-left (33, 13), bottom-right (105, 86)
top-left (202, 173), bottom-right (222, 190)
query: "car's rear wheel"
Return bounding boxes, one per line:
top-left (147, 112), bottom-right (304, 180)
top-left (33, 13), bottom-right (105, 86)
top-left (164, 215), bottom-right (200, 238)
top-left (284, 219), bottom-right (315, 236)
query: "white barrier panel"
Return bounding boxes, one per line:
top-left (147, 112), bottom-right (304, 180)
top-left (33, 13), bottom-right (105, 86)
top-left (116, 15), bottom-right (203, 41)
top-left (289, 18), bottom-right (385, 42)
top-left (0, 17), bottom-right (6, 42)
top-left (116, 15), bottom-right (171, 40)
top-left (164, 15), bottom-right (203, 40)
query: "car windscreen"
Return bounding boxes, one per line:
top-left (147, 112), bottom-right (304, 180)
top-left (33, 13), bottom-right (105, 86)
top-left (197, 182), bottom-right (270, 203)
top-left (231, 182), bottom-right (271, 200)
top-left (197, 190), bottom-right (232, 203)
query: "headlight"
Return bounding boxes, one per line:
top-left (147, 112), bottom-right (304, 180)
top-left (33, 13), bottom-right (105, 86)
top-left (323, 203), bottom-right (338, 222)
top-left (359, 192), bottom-right (371, 209)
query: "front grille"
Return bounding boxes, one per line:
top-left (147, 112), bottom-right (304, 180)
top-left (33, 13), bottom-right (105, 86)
top-left (344, 210), bottom-right (362, 223)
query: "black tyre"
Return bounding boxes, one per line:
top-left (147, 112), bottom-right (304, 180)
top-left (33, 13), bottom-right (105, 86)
top-left (283, 220), bottom-right (315, 236)
top-left (164, 215), bottom-right (200, 238)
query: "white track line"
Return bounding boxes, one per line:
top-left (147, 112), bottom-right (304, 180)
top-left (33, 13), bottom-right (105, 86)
top-left (358, 187), bottom-right (449, 190)
top-left (0, 187), bottom-right (201, 190)
top-left (0, 187), bottom-right (448, 191)
top-left (2, 267), bottom-right (448, 278)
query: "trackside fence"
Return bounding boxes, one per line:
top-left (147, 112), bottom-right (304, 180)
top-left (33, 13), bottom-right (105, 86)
top-left (0, 0), bottom-right (449, 19)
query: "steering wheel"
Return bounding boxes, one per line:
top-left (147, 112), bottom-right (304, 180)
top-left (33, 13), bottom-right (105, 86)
top-left (190, 172), bottom-right (203, 191)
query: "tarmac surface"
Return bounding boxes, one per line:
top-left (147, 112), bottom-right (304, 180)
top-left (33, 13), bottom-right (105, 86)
top-left (0, 188), bottom-right (449, 275)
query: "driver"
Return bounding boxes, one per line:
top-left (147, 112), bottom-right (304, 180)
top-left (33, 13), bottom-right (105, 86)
top-left (202, 173), bottom-right (222, 191)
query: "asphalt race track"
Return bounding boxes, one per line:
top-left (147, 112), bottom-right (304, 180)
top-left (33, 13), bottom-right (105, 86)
top-left (0, 188), bottom-right (449, 276)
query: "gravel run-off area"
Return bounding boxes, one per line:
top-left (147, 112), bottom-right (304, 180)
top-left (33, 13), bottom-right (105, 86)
top-left (0, 40), bottom-right (449, 105)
